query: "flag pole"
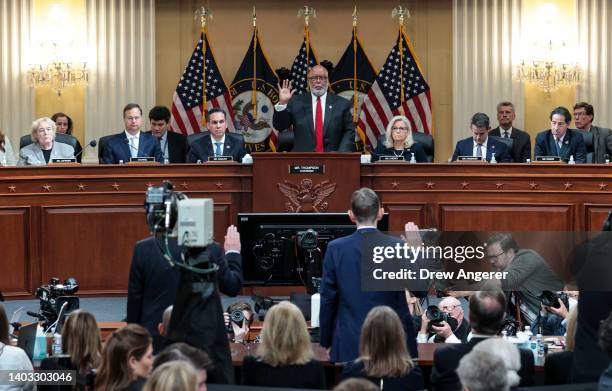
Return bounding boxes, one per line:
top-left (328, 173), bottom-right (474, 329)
top-left (195, 6), bottom-right (212, 125)
top-left (392, 5), bottom-right (410, 104)
top-left (352, 6), bottom-right (358, 124)
top-left (298, 6), bottom-right (316, 65)
top-left (252, 6), bottom-right (258, 121)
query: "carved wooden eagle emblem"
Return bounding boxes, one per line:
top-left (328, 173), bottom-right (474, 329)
top-left (277, 179), bottom-right (337, 212)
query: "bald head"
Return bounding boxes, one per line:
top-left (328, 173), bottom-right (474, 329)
top-left (307, 65), bottom-right (328, 97)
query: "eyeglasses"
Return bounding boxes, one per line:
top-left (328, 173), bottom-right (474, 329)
top-left (308, 76), bottom-right (327, 82)
top-left (487, 250), bottom-right (506, 261)
top-left (392, 127), bottom-right (409, 132)
top-left (440, 305), bottom-right (458, 312)
top-left (37, 127), bottom-right (53, 134)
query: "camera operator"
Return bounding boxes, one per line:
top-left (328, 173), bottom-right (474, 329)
top-left (531, 285), bottom-right (579, 336)
top-left (417, 297), bottom-right (471, 343)
top-left (223, 302), bottom-right (255, 343)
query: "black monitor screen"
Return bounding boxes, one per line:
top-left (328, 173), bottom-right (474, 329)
top-left (238, 212), bottom-right (389, 289)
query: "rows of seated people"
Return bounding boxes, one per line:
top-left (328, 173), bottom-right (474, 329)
top-left (0, 101), bottom-right (609, 166)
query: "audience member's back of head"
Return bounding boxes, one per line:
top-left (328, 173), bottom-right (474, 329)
top-left (61, 309), bottom-right (102, 373)
top-left (472, 338), bottom-right (521, 387)
top-left (469, 290), bottom-right (507, 335)
top-left (457, 350), bottom-right (510, 391)
top-left (154, 342), bottom-right (213, 371)
top-left (257, 300), bottom-right (313, 366)
top-left (143, 361), bottom-right (198, 391)
top-left (334, 378), bottom-right (380, 391)
top-left (359, 306), bottom-right (412, 378)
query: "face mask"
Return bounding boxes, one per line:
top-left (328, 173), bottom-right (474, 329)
top-left (568, 297), bottom-right (578, 310)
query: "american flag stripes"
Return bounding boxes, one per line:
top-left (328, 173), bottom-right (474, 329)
top-left (290, 34), bottom-right (319, 95)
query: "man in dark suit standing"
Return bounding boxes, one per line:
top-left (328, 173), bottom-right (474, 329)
top-left (101, 103), bottom-right (164, 164)
top-left (535, 106), bottom-right (587, 163)
top-left (320, 188), bottom-right (421, 363)
top-left (431, 290), bottom-right (535, 390)
top-left (489, 101), bottom-right (532, 162)
top-left (187, 108), bottom-right (246, 163)
top-left (573, 102), bottom-right (612, 163)
top-left (273, 65), bottom-right (355, 152)
top-left (127, 225), bottom-right (243, 354)
top-left (451, 113), bottom-right (512, 162)
top-left (148, 106), bottom-right (188, 163)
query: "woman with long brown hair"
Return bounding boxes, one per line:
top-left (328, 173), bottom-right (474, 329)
top-left (342, 305), bottom-right (424, 390)
top-left (0, 130), bottom-right (16, 165)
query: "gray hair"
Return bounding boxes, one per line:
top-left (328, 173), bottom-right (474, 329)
top-left (473, 338), bottom-right (521, 387)
top-left (496, 101), bottom-right (515, 112)
top-left (457, 350), bottom-right (510, 391)
top-left (384, 115), bottom-right (415, 149)
top-left (30, 117), bottom-right (57, 143)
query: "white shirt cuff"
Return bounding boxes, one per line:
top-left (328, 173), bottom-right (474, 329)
top-left (274, 103), bottom-right (287, 111)
top-left (225, 250), bottom-right (240, 255)
top-left (445, 334), bottom-right (461, 344)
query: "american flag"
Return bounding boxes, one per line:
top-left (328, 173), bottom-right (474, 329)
top-left (357, 30), bottom-right (433, 149)
top-left (171, 31), bottom-right (235, 135)
top-left (290, 34), bottom-right (319, 95)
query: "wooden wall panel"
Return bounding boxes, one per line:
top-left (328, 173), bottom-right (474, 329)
top-left (585, 205), bottom-right (612, 232)
top-left (0, 208), bottom-right (30, 296)
top-left (384, 204), bottom-right (427, 232)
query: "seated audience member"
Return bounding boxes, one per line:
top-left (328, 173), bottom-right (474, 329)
top-left (0, 129), bottom-right (16, 165)
top-left (544, 305), bottom-right (577, 385)
top-left (143, 361), bottom-right (199, 391)
top-left (18, 117), bottom-right (75, 165)
top-left (418, 296), bottom-right (471, 343)
top-left (531, 284), bottom-right (578, 336)
top-left (95, 324), bottom-right (153, 391)
top-left (101, 103), bottom-right (163, 164)
top-left (573, 102), bottom-right (612, 163)
top-left (371, 115), bottom-right (428, 162)
top-left (187, 108), bottom-right (246, 163)
top-left (51, 112), bottom-right (83, 160)
top-left (534, 106), bottom-right (587, 163)
top-left (599, 311), bottom-right (612, 390)
top-left (457, 350), bottom-right (509, 391)
top-left (40, 309), bottom-right (101, 390)
top-left (342, 306), bottom-right (424, 390)
top-left (431, 290), bottom-right (535, 390)
top-left (153, 342), bottom-right (212, 391)
top-left (472, 338), bottom-right (521, 388)
top-left (0, 304), bottom-right (35, 391)
top-left (242, 301), bottom-right (325, 389)
top-left (489, 101), bottom-right (532, 162)
top-left (334, 378), bottom-right (380, 391)
top-left (451, 112), bottom-right (512, 162)
top-left (224, 301), bottom-right (255, 343)
top-left (148, 106), bottom-right (187, 163)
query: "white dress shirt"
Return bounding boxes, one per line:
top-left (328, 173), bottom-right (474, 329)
top-left (274, 92), bottom-right (328, 127)
top-left (125, 130), bottom-right (140, 157)
top-left (473, 139), bottom-right (488, 157)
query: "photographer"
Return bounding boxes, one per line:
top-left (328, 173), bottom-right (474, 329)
top-left (531, 285), bottom-right (578, 336)
top-left (417, 297), bottom-right (471, 343)
top-left (223, 302), bottom-right (255, 343)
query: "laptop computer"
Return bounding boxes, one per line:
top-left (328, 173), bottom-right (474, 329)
top-left (17, 322), bottom-right (39, 362)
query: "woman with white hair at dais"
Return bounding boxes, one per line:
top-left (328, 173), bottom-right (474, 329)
top-left (18, 117), bottom-right (75, 165)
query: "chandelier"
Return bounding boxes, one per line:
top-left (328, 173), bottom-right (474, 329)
top-left (517, 40), bottom-right (580, 95)
top-left (28, 42), bottom-right (88, 96)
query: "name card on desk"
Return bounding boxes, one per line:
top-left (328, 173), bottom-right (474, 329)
top-left (208, 156), bottom-right (234, 162)
top-left (289, 165), bottom-right (325, 174)
top-left (130, 157), bottom-right (155, 163)
top-left (457, 156), bottom-right (484, 162)
top-left (535, 156), bottom-right (562, 162)
top-left (378, 156), bottom-right (405, 162)
top-left (51, 158), bottom-right (76, 164)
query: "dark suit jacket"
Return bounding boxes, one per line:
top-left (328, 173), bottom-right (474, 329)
top-left (148, 131), bottom-right (188, 163)
top-left (451, 137), bottom-right (512, 162)
top-left (273, 92), bottom-right (356, 152)
top-left (430, 336), bottom-right (535, 391)
top-left (586, 125), bottom-right (612, 163)
top-left (319, 228), bottom-right (418, 363)
top-left (126, 236), bottom-right (242, 353)
top-left (372, 142), bottom-right (428, 163)
top-left (186, 133), bottom-right (246, 163)
top-left (534, 129), bottom-right (587, 163)
top-left (490, 126), bottom-right (532, 162)
top-left (100, 131), bottom-right (163, 164)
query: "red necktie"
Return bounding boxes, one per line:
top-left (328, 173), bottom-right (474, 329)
top-left (315, 96), bottom-right (324, 152)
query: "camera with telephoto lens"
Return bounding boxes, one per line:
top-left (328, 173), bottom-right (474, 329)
top-left (297, 229), bottom-right (319, 250)
top-left (540, 290), bottom-right (570, 310)
top-left (32, 277), bottom-right (79, 329)
top-left (230, 309), bottom-right (245, 327)
top-left (425, 305), bottom-right (458, 333)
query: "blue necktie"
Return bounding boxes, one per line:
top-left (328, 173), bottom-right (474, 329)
top-left (556, 139), bottom-right (562, 156)
top-left (476, 144), bottom-right (483, 158)
top-left (215, 142), bottom-right (222, 157)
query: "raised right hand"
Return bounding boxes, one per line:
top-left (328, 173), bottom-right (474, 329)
top-left (277, 79), bottom-right (295, 105)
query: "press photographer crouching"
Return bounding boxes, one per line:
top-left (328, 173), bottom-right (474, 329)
top-left (223, 302), bottom-right (255, 343)
top-left (531, 285), bottom-right (579, 336)
top-left (417, 297), bottom-right (471, 343)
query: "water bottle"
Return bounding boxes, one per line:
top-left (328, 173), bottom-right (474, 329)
top-left (119, 159), bottom-right (124, 164)
top-left (1, 156), bottom-right (6, 166)
top-left (568, 155), bottom-right (576, 164)
top-left (501, 330), bottom-right (508, 340)
top-left (196, 159), bottom-right (202, 164)
top-left (537, 334), bottom-right (544, 357)
top-left (490, 153), bottom-right (497, 164)
top-left (52, 333), bottom-right (62, 355)
top-left (163, 157), bottom-right (170, 165)
top-left (409, 153), bottom-right (416, 164)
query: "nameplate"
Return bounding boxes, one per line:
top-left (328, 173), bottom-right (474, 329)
top-left (130, 156), bottom-right (155, 163)
top-left (457, 156), bottom-right (484, 161)
top-left (378, 156), bottom-right (405, 161)
top-left (535, 156), bottom-right (561, 162)
top-left (51, 158), bottom-right (76, 164)
top-left (208, 156), bottom-right (233, 162)
top-left (289, 165), bottom-right (325, 174)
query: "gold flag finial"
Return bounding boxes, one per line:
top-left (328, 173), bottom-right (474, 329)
top-left (391, 5), bottom-right (410, 26)
top-left (194, 6), bottom-right (213, 28)
top-left (252, 5), bottom-right (257, 27)
top-left (352, 5), bottom-right (358, 27)
top-left (297, 5), bottom-right (316, 27)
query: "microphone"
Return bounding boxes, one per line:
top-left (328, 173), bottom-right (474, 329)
top-left (123, 138), bottom-right (140, 154)
top-left (74, 139), bottom-right (97, 159)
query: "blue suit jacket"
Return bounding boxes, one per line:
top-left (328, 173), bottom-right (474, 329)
top-left (101, 131), bottom-right (163, 164)
top-left (451, 137), bottom-right (512, 162)
top-left (187, 133), bottom-right (247, 163)
top-left (319, 228), bottom-right (418, 363)
top-left (534, 128), bottom-right (587, 163)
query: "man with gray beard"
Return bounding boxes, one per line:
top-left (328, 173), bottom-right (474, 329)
top-left (273, 65), bottom-right (355, 152)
